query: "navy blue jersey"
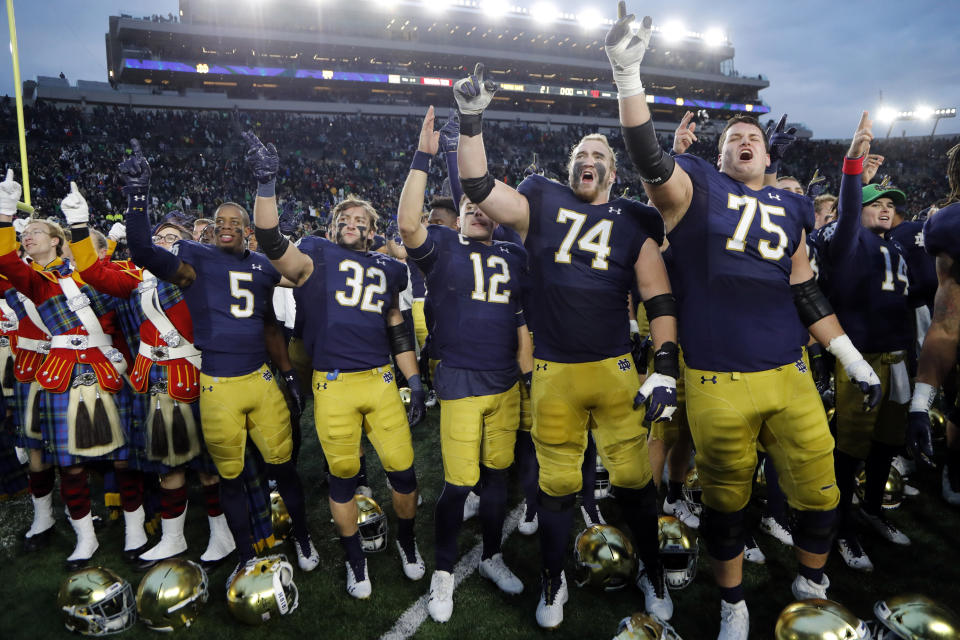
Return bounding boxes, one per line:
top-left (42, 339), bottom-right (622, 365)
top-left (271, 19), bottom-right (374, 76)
top-left (813, 173), bottom-right (912, 353)
top-left (173, 241), bottom-right (280, 376)
top-left (666, 154), bottom-right (811, 372)
top-left (517, 174), bottom-right (663, 363)
top-left (407, 225), bottom-right (526, 372)
top-left (296, 236), bottom-right (408, 371)
top-left (409, 260), bottom-right (427, 299)
top-left (923, 202), bottom-right (960, 260)
top-left (888, 220), bottom-right (936, 310)
top-left (493, 224), bottom-right (525, 247)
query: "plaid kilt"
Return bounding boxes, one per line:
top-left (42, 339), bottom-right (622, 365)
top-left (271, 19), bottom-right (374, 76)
top-left (242, 444), bottom-right (276, 552)
top-left (40, 364), bottom-right (132, 468)
top-left (13, 379), bottom-right (43, 450)
top-left (0, 380), bottom-right (27, 497)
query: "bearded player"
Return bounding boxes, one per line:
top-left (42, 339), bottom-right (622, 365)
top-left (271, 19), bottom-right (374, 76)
top-left (455, 63), bottom-right (679, 627)
top-left (245, 131), bottom-right (427, 600)
top-left (603, 3), bottom-right (881, 638)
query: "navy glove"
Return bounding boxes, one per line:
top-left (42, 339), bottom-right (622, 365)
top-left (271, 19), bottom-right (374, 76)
top-left (281, 369), bottom-right (305, 417)
top-left (438, 110), bottom-right (460, 154)
top-left (806, 343), bottom-right (832, 401)
top-left (117, 138), bottom-right (151, 195)
top-left (407, 374), bottom-right (426, 428)
top-left (279, 200), bottom-right (302, 236)
top-left (520, 370), bottom-right (532, 393)
top-left (524, 152), bottom-right (543, 177)
top-left (634, 342), bottom-right (679, 422)
top-left (241, 130), bottom-right (279, 185)
top-left (907, 410), bottom-right (935, 470)
top-left (631, 334), bottom-right (652, 375)
top-left (765, 114), bottom-right (798, 174)
top-left (806, 168), bottom-right (827, 198)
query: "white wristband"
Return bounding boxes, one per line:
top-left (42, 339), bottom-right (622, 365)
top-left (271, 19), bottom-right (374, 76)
top-left (613, 69), bottom-right (645, 100)
top-left (825, 334), bottom-right (861, 368)
top-left (910, 381), bottom-right (936, 413)
top-left (629, 319), bottom-right (640, 335)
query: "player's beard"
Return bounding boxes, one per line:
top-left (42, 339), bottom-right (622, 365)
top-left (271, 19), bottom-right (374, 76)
top-left (336, 224), bottom-right (369, 251)
top-left (571, 162), bottom-right (607, 203)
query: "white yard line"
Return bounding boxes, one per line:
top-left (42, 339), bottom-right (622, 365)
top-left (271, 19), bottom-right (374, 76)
top-left (379, 503), bottom-right (525, 640)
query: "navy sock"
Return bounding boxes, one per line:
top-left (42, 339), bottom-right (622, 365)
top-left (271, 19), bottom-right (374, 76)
top-left (357, 455), bottom-right (368, 487)
top-left (269, 460), bottom-right (311, 549)
top-left (435, 482), bottom-right (470, 572)
top-left (763, 455), bottom-right (788, 524)
top-left (580, 434), bottom-right (598, 513)
top-left (798, 563), bottom-right (825, 585)
top-left (833, 450), bottom-right (860, 538)
top-left (537, 490), bottom-right (575, 578)
top-left (515, 431), bottom-right (539, 520)
top-left (720, 583), bottom-right (744, 604)
top-left (340, 532), bottom-right (366, 579)
top-left (479, 466), bottom-right (507, 561)
top-left (397, 516), bottom-right (416, 560)
top-left (666, 480), bottom-right (683, 503)
top-left (615, 482), bottom-right (661, 576)
top-left (220, 476), bottom-right (255, 563)
top-left (863, 442), bottom-right (897, 516)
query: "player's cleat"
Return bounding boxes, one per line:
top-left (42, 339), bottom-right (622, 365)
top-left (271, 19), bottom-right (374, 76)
top-left (903, 483), bottom-right (919, 497)
top-left (891, 455), bottom-right (915, 478)
top-left (397, 540), bottom-right (426, 580)
top-left (122, 505), bottom-right (150, 562)
top-left (944, 466), bottom-right (960, 506)
top-left (860, 511), bottom-right (911, 545)
top-left (581, 504), bottom-right (606, 528)
top-left (518, 503), bottom-right (538, 536)
top-left (743, 536), bottom-right (766, 565)
top-left (200, 514), bottom-right (237, 569)
top-left (356, 485), bottom-right (373, 499)
top-left (135, 509), bottom-right (188, 571)
top-left (718, 600), bottom-right (750, 640)
top-left (428, 570), bottom-right (455, 623)
top-left (836, 536), bottom-right (874, 572)
top-left (759, 516), bottom-right (794, 546)
top-left (425, 389), bottom-right (438, 408)
top-left (462, 491), bottom-right (480, 521)
top-left (66, 513), bottom-right (99, 570)
top-left (663, 497), bottom-right (700, 529)
top-left (346, 559), bottom-right (372, 599)
top-left (294, 535), bottom-right (320, 572)
top-left (23, 493), bottom-right (56, 552)
top-left (636, 566), bottom-right (673, 621)
top-left (535, 571), bottom-right (568, 629)
top-left (791, 572), bottom-right (830, 600)
top-left (479, 553), bottom-right (523, 594)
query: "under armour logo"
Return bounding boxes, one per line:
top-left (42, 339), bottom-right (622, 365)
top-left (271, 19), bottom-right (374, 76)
top-left (795, 359), bottom-right (808, 374)
top-left (383, 371), bottom-right (394, 384)
top-left (499, 246), bottom-right (509, 253)
top-left (252, 264), bottom-right (263, 271)
top-left (316, 382), bottom-right (327, 390)
top-left (375, 257), bottom-right (387, 266)
top-left (700, 376), bottom-right (717, 385)
top-left (202, 385), bottom-right (214, 392)
top-left (609, 206), bottom-right (622, 215)
top-left (133, 194), bottom-right (146, 202)
top-left (915, 230), bottom-right (924, 247)
top-left (536, 363), bottom-right (548, 371)
top-left (768, 193), bottom-right (782, 201)
top-left (617, 358), bottom-right (631, 371)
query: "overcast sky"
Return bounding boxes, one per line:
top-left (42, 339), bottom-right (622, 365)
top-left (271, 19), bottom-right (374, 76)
top-left (2, 0), bottom-right (958, 139)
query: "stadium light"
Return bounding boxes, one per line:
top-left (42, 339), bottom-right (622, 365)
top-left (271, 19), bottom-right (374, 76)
top-left (704, 28), bottom-right (725, 47)
top-left (530, 2), bottom-right (558, 24)
top-left (661, 21), bottom-right (685, 42)
top-left (915, 105), bottom-right (934, 120)
top-left (481, 0), bottom-right (509, 18)
top-left (425, 0), bottom-right (451, 12)
top-left (876, 107), bottom-right (897, 123)
top-left (374, 0), bottom-right (398, 9)
top-left (882, 105), bottom-right (956, 137)
top-left (577, 9), bottom-right (604, 30)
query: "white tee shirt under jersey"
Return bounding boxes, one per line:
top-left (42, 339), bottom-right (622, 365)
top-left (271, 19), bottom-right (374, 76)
top-left (272, 287), bottom-right (296, 330)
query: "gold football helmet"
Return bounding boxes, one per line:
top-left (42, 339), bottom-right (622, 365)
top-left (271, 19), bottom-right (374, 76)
top-left (57, 566), bottom-right (137, 636)
top-left (595, 454), bottom-right (611, 500)
top-left (658, 515), bottom-right (698, 590)
top-left (226, 555), bottom-right (299, 625)
top-left (270, 491), bottom-right (293, 540)
top-left (775, 598), bottom-right (870, 640)
top-left (855, 466), bottom-right (904, 509)
top-left (574, 524), bottom-right (637, 591)
top-left (930, 407), bottom-right (947, 440)
top-left (356, 493), bottom-right (388, 552)
top-left (136, 559), bottom-right (208, 631)
top-left (613, 612), bottom-right (684, 639)
top-left (681, 467), bottom-right (702, 505)
top-left (398, 387), bottom-right (412, 405)
top-left (874, 594), bottom-right (960, 639)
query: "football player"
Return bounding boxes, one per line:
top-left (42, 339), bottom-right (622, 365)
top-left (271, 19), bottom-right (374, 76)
top-left (121, 141), bottom-right (319, 582)
top-left (0, 172), bottom-right (146, 569)
top-left (398, 106), bottom-right (531, 622)
top-left (246, 131), bottom-right (427, 599)
top-left (604, 5), bottom-right (881, 637)
top-left (455, 64), bottom-right (680, 628)
top-left (812, 115), bottom-right (920, 570)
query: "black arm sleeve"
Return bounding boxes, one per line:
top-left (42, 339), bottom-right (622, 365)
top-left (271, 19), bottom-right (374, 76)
top-left (622, 120), bottom-right (676, 185)
top-left (791, 277), bottom-right (834, 327)
top-left (388, 322), bottom-right (416, 356)
top-left (254, 224), bottom-right (290, 260)
top-left (643, 293), bottom-right (678, 321)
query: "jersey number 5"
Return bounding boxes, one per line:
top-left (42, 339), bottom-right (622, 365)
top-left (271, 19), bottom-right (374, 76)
top-left (336, 260), bottom-right (387, 312)
top-left (229, 271), bottom-right (255, 318)
top-left (725, 195), bottom-right (788, 260)
top-left (554, 209), bottom-right (613, 270)
top-left (469, 253), bottom-right (511, 303)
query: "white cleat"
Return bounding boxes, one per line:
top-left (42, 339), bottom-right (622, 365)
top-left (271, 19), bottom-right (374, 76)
top-left (425, 389), bottom-right (438, 408)
top-left (462, 491), bottom-right (480, 521)
top-left (66, 513), bottom-right (100, 569)
top-left (759, 516), bottom-right (794, 546)
top-left (943, 467), bottom-right (960, 506)
top-left (356, 485), bottom-right (373, 499)
top-left (428, 570), bottom-right (455, 623)
top-left (718, 600), bottom-right (750, 640)
top-left (792, 572), bottom-right (830, 600)
top-left (743, 537), bottom-right (766, 565)
top-left (200, 514), bottom-right (236, 566)
top-left (535, 571), bottom-right (568, 629)
top-left (663, 497), bottom-right (701, 529)
top-left (637, 567), bottom-right (674, 620)
top-left (517, 503), bottom-right (538, 536)
top-left (397, 540), bottom-right (426, 581)
top-left (294, 535), bottom-right (320, 572)
top-left (836, 536), bottom-right (874, 572)
top-left (581, 504), bottom-right (606, 528)
top-left (479, 553), bottom-right (523, 594)
top-left (860, 511), bottom-right (911, 545)
top-left (346, 559), bottom-right (372, 599)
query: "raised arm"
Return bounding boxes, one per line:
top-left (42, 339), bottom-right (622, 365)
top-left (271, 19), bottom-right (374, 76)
top-left (454, 63), bottom-right (531, 239)
top-left (121, 140), bottom-right (197, 289)
top-left (825, 112), bottom-right (873, 269)
top-left (0, 170), bottom-right (49, 299)
top-left (606, 2), bottom-right (692, 232)
top-left (397, 108), bottom-right (437, 251)
top-left (243, 131), bottom-right (315, 287)
top-left (438, 111), bottom-right (466, 208)
top-left (761, 114), bottom-right (798, 187)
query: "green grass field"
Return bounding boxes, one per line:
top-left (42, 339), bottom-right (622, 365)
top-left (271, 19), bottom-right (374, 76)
top-left (1, 405), bottom-right (958, 639)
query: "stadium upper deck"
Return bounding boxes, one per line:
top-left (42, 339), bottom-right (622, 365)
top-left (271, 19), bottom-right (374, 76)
top-left (104, 0), bottom-right (770, 123)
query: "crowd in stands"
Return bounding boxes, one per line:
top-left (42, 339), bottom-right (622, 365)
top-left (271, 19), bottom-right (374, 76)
top-left (0, 97), bottom-right (955, 235)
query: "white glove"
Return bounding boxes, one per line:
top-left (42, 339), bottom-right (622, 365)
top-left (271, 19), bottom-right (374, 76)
top-left (60, 181), bottom-right (89, 225)
top-left (603, 2), bottom-right (653, 99)
top-left (453, 63), bottom-right (499, 116)
top-left (0, 169), bottom-right (23, 216)
top-left (827, 334), bottom-right (882, 410)
top-left (12, 218), bottom-right (27, 235)
top-left (108, 222), bottom-right (126, 243)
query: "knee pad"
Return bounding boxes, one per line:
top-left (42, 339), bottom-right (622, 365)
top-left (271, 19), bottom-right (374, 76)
top-left (439, 481), bottom-right (472, 504)
top-left (700, 507), bottom-right (747, 561)
top-left (386, 466), bottom-right (418, 495)
top-left (328, 473), bottom-right (359, 504)
top-left (791, 508), bottom-right (837, 555)
top-left (480, 465), bottom-right (508, 489)
top-left (537, 489), bottom-right (576, 513)
top-left (612, 482), bottom-right (658, 517)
